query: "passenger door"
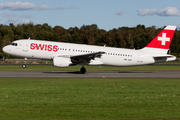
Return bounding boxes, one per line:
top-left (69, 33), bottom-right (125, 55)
top-left (23, 41), bottom-right (29, 52)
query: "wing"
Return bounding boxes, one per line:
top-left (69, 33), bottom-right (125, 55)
top-left (70, 51), bottom-right (106, 65)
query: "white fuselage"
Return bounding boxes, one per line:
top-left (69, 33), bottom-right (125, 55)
top-left (3, 39), bottom-right (163, 67)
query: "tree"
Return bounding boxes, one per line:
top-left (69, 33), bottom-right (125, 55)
top-left (170, 30), bottom-right (180, 57)
top-left (52, 26), bottom-right (67, 42)
top-left (0, 35), bottom-right (11, 59)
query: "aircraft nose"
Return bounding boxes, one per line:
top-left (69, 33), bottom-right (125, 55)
top-left (2, 46), bottom-right (8, 54)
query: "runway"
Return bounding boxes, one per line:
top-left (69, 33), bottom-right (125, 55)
top-left (0, 71), bottom-right (180, 78)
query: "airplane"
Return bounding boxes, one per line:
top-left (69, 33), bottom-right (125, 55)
top-left (2, 25), bottom-right (176, 74)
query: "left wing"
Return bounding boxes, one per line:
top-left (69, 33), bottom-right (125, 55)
top-left (70, 51), bottom-right (106, 65)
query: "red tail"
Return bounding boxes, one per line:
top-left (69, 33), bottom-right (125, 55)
top-left (146, 26), bottom-right (176, 49)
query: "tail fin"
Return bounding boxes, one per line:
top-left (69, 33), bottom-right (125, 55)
top-left (143, 25), bottom-right (176, 54)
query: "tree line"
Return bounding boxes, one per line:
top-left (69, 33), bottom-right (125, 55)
top-left (0, 23), bottom-right (179, 58)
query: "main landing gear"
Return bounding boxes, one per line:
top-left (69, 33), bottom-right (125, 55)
top-left (80, 67), bottom-right (86, 74)
top-left (22, 58), bottom-right (27, 68)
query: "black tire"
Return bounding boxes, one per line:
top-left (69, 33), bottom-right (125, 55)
top-left (80, 67), bottom-right (86, 74)
top-left (22, 64), bottom-right (26, 68)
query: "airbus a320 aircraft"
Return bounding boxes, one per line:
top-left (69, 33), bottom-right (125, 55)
top-left (3, 25), bottom-right (176, 74)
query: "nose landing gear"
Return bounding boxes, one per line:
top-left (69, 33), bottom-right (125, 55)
top-left (22, 58), bottom-right (27, 68)
top-left (22, 64), bottom-right (26, 68)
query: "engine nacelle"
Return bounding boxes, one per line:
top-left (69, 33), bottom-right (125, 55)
top-left (53, 57), bottom-right (72, 67)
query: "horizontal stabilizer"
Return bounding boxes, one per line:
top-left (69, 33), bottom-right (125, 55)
top-left (152, 54), bottom-right (176, 63)
top-left (152, 54), bottom-right (175, 58)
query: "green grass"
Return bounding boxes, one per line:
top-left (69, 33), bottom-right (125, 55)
top-left (0, 78), bottom-right (180, 120)
top-left (0, 63), bottom-right (180, 71)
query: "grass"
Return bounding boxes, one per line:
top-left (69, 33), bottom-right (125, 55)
top-left (0, 63), bottom-right (180, 71)
top-left (0, 78), bottom-right (180, 120)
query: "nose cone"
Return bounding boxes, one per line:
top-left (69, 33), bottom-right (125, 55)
top-left (2, 46), bottom-right (8, 54)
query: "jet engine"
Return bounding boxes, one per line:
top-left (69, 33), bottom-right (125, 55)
top-left (53, 56), bottom-right (72, 67)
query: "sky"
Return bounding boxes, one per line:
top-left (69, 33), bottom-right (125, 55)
top-left (0, 0), bottom-right (180, 30)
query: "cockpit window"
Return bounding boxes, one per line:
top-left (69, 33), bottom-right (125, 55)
top-left (10, 43), bottom-right (18, 46)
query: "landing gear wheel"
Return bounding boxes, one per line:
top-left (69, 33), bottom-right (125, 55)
top-left (22, 64), bottom-right (26, 68)
top-left (22, 58), bottom-right (27, 68)
top-left (80, 67), bottom-right (86, 74)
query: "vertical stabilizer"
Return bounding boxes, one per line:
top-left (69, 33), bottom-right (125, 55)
top-left (143, 25), bottom-right (176, 54)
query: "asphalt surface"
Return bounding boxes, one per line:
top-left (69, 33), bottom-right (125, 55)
top-left (0, 71), bottom-right (180, 78)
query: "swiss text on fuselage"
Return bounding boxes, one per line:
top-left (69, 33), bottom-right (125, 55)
top-left (30, 43), bottom-right (58, 52)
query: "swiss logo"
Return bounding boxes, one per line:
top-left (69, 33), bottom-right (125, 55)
top-left (158, 33), bottom-right (170, 46)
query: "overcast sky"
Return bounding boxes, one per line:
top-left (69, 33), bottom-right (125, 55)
top-left (0, 0), bottom-right (180, 30)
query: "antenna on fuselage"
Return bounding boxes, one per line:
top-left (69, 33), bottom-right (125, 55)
top-left (28, 37), bottom-right (30, 40)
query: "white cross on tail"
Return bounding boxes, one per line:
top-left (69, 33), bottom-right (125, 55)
top-left (158, 33), bottom-right (170, 45)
